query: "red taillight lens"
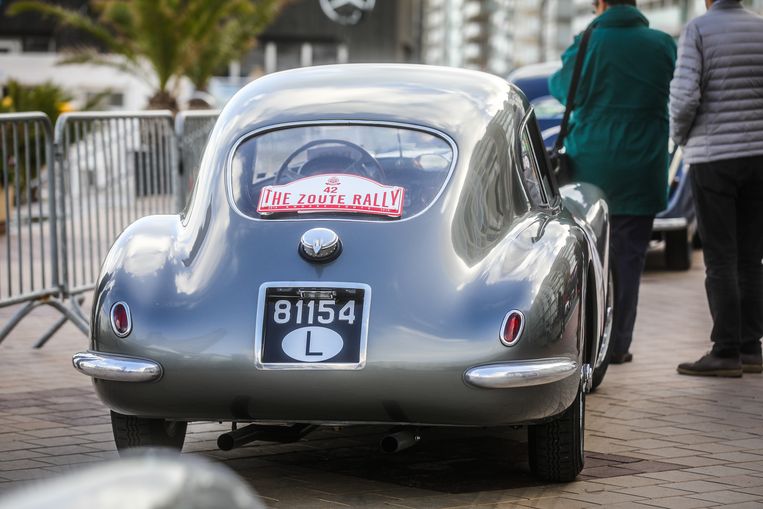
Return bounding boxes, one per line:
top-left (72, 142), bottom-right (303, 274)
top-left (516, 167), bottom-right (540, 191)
top-left (501, 311), bottom-right (523, 346)
top-left (111, 302), bottom-right (131, 337)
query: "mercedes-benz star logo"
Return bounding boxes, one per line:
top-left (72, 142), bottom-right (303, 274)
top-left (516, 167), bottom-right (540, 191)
top-left (320, 0), bottom-right (376, 26)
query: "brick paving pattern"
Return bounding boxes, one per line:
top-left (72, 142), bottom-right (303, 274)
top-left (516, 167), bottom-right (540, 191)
top-left (1, 250), bottom-right (762, 508)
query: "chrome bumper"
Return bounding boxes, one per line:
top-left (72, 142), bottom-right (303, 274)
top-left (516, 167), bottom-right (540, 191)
top-left (464, 357), bottom-right (578, 389)
top-left (72, 351), bottom-right (163, 382)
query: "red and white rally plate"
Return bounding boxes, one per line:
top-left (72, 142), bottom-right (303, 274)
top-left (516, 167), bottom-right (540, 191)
top-left (257, 174), bottom-right (405, 217)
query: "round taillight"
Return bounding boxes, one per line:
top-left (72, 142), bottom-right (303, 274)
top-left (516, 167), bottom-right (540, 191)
top-left (500, 310), bottom-right (524, 346)
top-left (110, 302), bottom-right (132, 337)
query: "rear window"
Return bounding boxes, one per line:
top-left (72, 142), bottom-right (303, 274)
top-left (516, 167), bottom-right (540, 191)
top-left (230, 124), bottom-right (454, 220)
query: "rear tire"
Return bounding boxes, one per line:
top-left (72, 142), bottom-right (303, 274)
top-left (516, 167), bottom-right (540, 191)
top-left (110, 411), bottom-right (187, 453)
top-left (665, 227), bottom-right (691, 270)
top-left (528, 389), bottom-right (585, 482)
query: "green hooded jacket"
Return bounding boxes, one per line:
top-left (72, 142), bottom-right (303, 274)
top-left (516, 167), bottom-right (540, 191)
top-left (549, 6), bottom-right (676, 216)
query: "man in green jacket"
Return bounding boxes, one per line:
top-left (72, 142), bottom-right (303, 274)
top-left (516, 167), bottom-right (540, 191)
top-left (549, 0), bottom-right (676, 364)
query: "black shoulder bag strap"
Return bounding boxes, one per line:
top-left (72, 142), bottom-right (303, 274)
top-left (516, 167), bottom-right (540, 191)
top-left (552, 24), bottom-right (595, 156)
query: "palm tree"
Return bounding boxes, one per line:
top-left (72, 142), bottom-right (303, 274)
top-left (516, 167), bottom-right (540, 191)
top-left (182, 0), bottom-right (282, 94)
top-left (10, 0), bottom-right (284, 111)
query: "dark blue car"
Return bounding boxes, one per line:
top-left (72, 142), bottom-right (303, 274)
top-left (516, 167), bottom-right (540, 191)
top-left (509, 63), bottom-right (696, 270)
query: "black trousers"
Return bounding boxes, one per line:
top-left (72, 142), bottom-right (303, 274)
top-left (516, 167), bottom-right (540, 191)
top-left (610, 215), bottom-right (654, 355)
top-left (691, 155), bottom-right (763, 356)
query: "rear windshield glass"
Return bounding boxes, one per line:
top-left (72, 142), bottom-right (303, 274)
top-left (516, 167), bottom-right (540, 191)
top-left (230, 125), bottom-right (454, 220)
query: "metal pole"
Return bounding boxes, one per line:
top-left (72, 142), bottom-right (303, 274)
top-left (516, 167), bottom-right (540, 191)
top-left (170, 118), bottom-right (181, 212)
top-left (2, 124), bottom-right (11, 299)
top-left (46, 116), bottom-right (60, 301)
top-left (56, 121), bottom-right (71, 300)
top-left (34, 123), bottom-right (46, 288)
top-left (23, 123), bottom-right (33, 291)
top-left (13, 124), bottom-right (23, 295)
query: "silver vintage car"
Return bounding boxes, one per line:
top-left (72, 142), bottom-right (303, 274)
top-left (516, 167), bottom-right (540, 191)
top-left (73, 64), bottom-right (613, 482)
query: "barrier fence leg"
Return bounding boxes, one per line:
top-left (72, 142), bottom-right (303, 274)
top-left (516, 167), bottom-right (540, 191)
top-left (0, 297), bottom-right (90, 348)
top-left (68, 296), bottom-right (89, 329)
top-left (0, 301), bottom-right (40, 346)
top-left (34, 295), bottom-right (88, 348)
top-left (33, 315), bottom-right (68, 349)
top-left (45, 298), bottom-right (90, 337)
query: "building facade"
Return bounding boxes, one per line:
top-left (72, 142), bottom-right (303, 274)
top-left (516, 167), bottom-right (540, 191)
top-left (423, 0), bottom-right (514, 73)
top-left (423, 0), bottom-right (763, 76)
top-left (0, 0), bottom-right (424, 109)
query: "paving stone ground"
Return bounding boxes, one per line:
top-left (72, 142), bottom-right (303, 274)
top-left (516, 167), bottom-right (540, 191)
top-left (0, 249), bottom-right (762, 508)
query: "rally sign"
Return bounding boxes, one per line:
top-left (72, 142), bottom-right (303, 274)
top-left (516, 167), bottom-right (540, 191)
top-left (257, 174), bottom-right (405, 217)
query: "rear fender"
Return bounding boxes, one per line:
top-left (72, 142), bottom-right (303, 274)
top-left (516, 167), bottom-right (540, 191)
top-left (92, 215), bottom-right (182, 350)
top-left (560, 183), bottom-right (609, 367)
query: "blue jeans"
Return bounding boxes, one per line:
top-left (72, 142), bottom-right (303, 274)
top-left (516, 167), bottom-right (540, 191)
top-left (610, 215), bottom-right (654, 355)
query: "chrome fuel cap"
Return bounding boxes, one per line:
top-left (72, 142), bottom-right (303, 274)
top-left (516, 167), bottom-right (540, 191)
top-left (300, 228), bottom-right (341, 262)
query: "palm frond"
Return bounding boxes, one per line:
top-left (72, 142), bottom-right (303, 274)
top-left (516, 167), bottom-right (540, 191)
top-left (10, 0), bottom-right (286, 106)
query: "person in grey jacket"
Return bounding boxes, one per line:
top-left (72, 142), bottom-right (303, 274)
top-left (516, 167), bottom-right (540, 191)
top-left (671, 0), bottom-right (763, 377)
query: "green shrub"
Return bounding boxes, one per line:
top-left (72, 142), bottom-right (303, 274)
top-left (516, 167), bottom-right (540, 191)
top-left (0, 79), bottom-right (74, 125)
top-left (0, 80), bottom-right (76, 197)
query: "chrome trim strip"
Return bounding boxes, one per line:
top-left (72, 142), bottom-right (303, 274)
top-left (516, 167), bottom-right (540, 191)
top-left (595, 279), bottom-right (614, 369)
top-left (72, 351), bottom-right (162, 382)
top-left (109, 301), bottom-right (132, 338)
top-left (519, 109), bottom-right (551, 206)
top-left (652, 217), bottom-right (688, 231)
top-left (254, 281), bottom-right (372, 370)
top-left (498, 310), bottom-right (525, 347)
top-left (225, 120), bottom-right (459, 223)
top-left (464, 357), bottom-right (578, 389)
top-left (581, 363), bottom-right (593, 393)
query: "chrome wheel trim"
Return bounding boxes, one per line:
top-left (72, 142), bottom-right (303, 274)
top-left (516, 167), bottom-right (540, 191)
top-left (595, 271), bottom-right (614, 368)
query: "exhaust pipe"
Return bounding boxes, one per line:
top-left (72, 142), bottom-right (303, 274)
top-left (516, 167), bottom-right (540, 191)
top-left (217, 423), bottom-right (315, 451)
top-left (380, 428), bottom-right (421, 453)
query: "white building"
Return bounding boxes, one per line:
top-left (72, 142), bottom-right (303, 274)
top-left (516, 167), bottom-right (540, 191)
top-left (424, 0), bottom-right (516, 73)
top-left (0, 53), bottom-right (158, 111)
top-left (423, 0), bottom-right (763, 75)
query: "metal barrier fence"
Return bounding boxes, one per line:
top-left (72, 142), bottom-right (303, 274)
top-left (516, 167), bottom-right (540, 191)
top-left (0, 110), bottom-right (191, 347)
top-left (0, 113), bottom-right (74, 346)
top-left (55, 112), bottom-right (179, 297)
top-left (175, 110), bottom-right (218, 208)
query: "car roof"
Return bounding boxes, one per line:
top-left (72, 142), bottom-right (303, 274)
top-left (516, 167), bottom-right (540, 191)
top-left (216, 64), bottom-right (528, 146)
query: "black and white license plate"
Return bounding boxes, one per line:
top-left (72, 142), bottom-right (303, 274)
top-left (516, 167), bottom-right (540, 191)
top-left (255, 283), bottom-right (371, 369)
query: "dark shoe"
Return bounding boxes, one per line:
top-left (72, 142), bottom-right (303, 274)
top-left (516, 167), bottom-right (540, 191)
top-left (741, 352), bottom-right (763, 374)
top-left (610, 352), bottom-right (633, 364)
top-left (677, 353), bottom-right (742, 377)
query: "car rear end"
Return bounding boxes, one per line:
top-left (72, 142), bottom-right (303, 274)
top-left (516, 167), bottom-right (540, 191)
top-left (80, 121), bottom-right (581, 428)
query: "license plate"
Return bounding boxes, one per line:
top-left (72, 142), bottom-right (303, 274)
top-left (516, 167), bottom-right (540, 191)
top-left (255, 282), bottom-right (371, 369)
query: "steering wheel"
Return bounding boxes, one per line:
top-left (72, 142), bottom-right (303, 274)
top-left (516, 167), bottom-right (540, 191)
top-left (275, 139), bottom-right (385, 184)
